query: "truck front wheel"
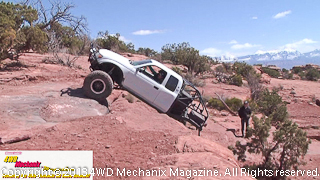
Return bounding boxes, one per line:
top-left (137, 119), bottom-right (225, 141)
top-left (83, 70), bottom-right (113, 101)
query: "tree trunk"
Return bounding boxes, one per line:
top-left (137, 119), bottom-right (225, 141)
top-left (215, 93), bottom-right (237, 116)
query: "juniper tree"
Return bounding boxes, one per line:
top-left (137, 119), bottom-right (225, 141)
top-left (0, 1), bottom-right (89, 60)
top-left (0, 2), bottom-right (38, 59)
top-left (229, 90), bottom-right (311, 179)
top-left (161, 42), bottom-right (210, 75)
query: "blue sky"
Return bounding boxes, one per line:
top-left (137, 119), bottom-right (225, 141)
top-left (7, 0), bottom-right (320, 58)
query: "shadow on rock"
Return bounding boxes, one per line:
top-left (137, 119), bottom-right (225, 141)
top-left (60, 87), bottom-right (85, 98)
top-left (60, 87), bottom-right (109, 108)
top-left (226, 128), bottom-right (242, 138)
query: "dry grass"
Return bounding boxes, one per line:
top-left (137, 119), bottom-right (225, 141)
top-left (125, 93), bottom-right (135, 103)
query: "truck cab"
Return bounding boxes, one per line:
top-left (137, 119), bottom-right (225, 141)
top-left (123, 59), bottom-right (183, 113)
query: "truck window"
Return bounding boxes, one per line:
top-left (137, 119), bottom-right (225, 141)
top-left (132, 60), bottom-right (152, 66)
top-left (165, 75), bottom-right (178, 92)
top-left (141, 65), bottom-right (167, 84)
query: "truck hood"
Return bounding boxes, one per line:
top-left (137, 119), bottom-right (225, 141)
top-left (98, 49), bottom-right (131, 65)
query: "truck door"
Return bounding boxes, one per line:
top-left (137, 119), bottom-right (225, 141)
top-left (153, 75), bottom-right (180, 113)
top-left (124, 65), bottom-right (165, 105)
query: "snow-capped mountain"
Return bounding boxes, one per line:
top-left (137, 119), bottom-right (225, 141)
top-left (238, 50), bottom-right (301, 61)
top-left (237, 49), bottom-right (320, 69)
top-left (304, 49), bottom-right (320, 58)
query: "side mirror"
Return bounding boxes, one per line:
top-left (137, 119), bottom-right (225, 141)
top-left (136, 67), bottom-right (143, 72)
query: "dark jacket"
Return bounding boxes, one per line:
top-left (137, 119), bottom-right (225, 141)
top-left (238, 106), bottom-right (252, 120)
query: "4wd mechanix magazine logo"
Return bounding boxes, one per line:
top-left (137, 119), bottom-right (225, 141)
top-left (4, 154), bottom-right (41, 168)
top-left (0, 151), bottom-right (93, 179)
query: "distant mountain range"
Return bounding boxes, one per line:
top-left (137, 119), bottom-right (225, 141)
top-left (235, 49), bottom-right (320, 70)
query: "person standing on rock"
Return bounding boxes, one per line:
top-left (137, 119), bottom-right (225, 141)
top-left (238, 101), bottom-right (252, 137)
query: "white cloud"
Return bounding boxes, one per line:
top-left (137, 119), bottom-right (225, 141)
top-left (229, 40), bottom-right (238, 44)
top-left (255, 38), bottom-right (319, 54)
top-left (201, 48), bottom-right (248, 60)
top-left (273, 10), bottom-right (292, 19)
top-left (119, 36), bottom-right (131, 43)
top-left (252, 16), bottom-right (258, 20)
top-left (132, 30), bottom-right (166, 35)
top-left (284, 38), bottom-right (317, 48)
top-left (231, 43), bottom-right (260, 50)
top-left (200, 48), bottom-right (222, 57)
top-left (109, 34), bottom-right (131, 43)
top-left (281, 38), bottom-right (318, 52)
top-left (203, 39), bottom-right (319, 60)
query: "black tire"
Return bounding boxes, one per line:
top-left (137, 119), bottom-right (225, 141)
top-left (83, 70), bottom-right (113, 101)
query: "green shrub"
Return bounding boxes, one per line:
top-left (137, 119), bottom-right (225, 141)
top-left (257, 89), bottom-right (283, 116)
top-left (269, 104), bottom-right (288, 125)
top-left (97, 32), bottom-right (131, 53)
top-left (207, 98), bottom-right (224, 110)
top-left (282, 68), bottom-right (289, 73)
top-left (261, 67), bottom-right (280, 78)
top-left (281, 68), bottom-right (294, 79)
top-left (215, 65), bottom-right (227, 74)
top-left (225, 97), bottom-right (243, 112)
top-left (136, 47), bottom-right (158, 57)
top-left (298, 71), bottom-right (306, 80)
top-left (282, 72), bottom-right (293, 79)
top-left (288, 73), bottom-right (294, 79)
top-left (246, 99), bottom-right (258, 112)
top-left (171, 66), bottom-right (182, 75)
top-left (222, 62), bottom-right (233, 73)
top-left (292, 67), bottom-right (303, 74)
top-left (208, 97), bottom-right (242, 112)
top-left (233, 62), bottom-right (254, 77)
top-left (161, 42), bottom-right (210, 75)
top-left (229, 75), bottom-right (243, 86)
top-left (306, 68), bottom-right (320, 81)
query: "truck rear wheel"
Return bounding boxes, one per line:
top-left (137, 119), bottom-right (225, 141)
top-left (83, 70), bottom-right (113, 101)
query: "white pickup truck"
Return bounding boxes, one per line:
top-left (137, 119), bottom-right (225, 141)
top-left (84, 46), bottom-right (208, 135)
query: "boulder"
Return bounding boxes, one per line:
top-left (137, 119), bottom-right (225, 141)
top-left (157, 135), bottom-right (253, 180)
top-left (290, 90), bottom-right (296, 95)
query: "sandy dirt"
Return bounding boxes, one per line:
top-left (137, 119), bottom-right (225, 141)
top-left (0, 52), bottom-right (319, 179)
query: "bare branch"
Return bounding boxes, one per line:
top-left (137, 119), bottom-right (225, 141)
top-left (19, 0), bottom-right (30, 5)
top-left (215, 93), bottom-right (238, 116)
top-left (29, 0), bottom-right (87, 34)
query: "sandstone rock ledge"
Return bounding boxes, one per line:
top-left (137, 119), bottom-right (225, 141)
top-left (144, 135), bottom-right (253, 180)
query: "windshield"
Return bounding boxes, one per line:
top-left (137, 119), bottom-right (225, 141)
top-left (132, 59), bottom-right (152, 66)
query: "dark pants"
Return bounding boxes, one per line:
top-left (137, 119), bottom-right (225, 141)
top-left (241, 118), bottom-right (250, 136)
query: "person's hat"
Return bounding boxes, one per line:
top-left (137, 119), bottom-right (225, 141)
top-left (244, 101), bottom-right (249, 104)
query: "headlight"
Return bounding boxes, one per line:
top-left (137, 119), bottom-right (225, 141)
top-left (95, 52), bottom-right (103, 59)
